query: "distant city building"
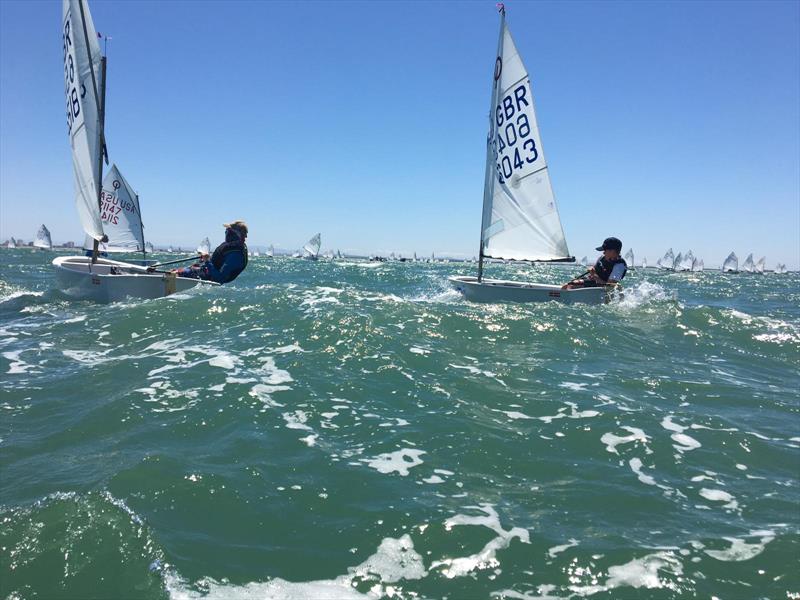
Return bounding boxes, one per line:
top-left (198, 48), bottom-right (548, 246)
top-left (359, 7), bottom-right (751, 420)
top-left (63, 241), bottom-right (75, 248)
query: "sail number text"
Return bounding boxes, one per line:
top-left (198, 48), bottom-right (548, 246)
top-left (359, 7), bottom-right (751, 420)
top-left (63, 13), bottom-right (82, 135)
top-left (492, 83), bottom-right (539, 184)
top-left (99, 190), bottom-right (137, 225)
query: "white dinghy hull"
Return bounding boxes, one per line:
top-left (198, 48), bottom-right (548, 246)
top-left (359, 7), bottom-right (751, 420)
top-left (53, 256), bottom-right (218, 303)
top-left (449, 276), bottom-right (615, 305)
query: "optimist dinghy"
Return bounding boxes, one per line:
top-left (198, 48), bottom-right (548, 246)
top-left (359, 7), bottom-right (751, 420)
top-left (34, 225), bottom-right (53, 250)
top-left (450, 6), bottom-right (616, 305)
top-left (54, 0), bottom-right (215, 302)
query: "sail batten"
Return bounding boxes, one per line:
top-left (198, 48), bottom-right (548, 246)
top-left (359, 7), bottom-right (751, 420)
top-left (478, 11), bottom-right (571, 265)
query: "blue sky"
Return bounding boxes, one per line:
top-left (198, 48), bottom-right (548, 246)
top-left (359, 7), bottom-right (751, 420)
top-left (1, 0), bottom-right (798, 267)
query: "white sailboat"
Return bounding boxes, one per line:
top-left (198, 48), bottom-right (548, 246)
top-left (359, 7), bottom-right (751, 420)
top-left (755, 256), bottom-right (766, 274)
top-left (642, 257), bottom-right (647, 269)
top-left (53, 0), bottom-right (217, 302)
top-left (624, 248), bottom-right (634, 268)
top-left (145, 242), bottom-right (154, 254)
top-left (302, 233), bottom-right (321, 260)
top-left (774, 263), bottom-right (787, 274)
top-left (7, 237), bottom-right (17, 249)
top-left (692, 258), bottom-right (704, 272)
top-left (579, 256), bottom-right (588, 267)
top-left (450, 8), bottom-right (609, 304)
top-left (676, 250), bottom-right (694, 272)
top-left (656, 248), bottom-right (674, 270)
top-left (267, 245), bottom-right (274, 258)
top-left (741, 253), bottom-right (755, 273)
top-left (34, 225), bottom-right (53, 250)
top-left (197, 237), bottom-right (211, 255)
top-left (722, 252), bottom-right (738, 273)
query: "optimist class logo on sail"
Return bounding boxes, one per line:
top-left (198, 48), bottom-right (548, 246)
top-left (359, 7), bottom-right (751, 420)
top-left (491, 77), bottom-right (542, 185)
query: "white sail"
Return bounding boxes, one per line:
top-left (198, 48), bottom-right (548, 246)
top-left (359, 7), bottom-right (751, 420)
top-left (624, 248), bottom-right (634, 267)
top-left (642, 257), bottom-right (647, 269)
top-left (579, 256), bottom-right (588, 267)
top-left (672, 252), bottom-right (683, 271)
top-left (197, 237), bottom-right (210, 255)
top-left (8, 237), bottom-right (17, 249)
top-left (755, 256), bottom-right (766, 273)
top-left (479, 12), bottom-right (570, 262)
top-left (302, 233), bottom-right (321, 258)
top-left (742, 253), bottom-right (755, 273)
top-left (693, 259), bottom-right (704, 272)
top-left (63, 0), bottom-right (105, 242)
top-left (678, 250), bottom-right (694, 271)
top-left (34, 225), bottom-right (53, 250)
top-left (722, 252), bottom-right (738, 272)
top-left (658, 248), bottom-right (674, 270)
top-left (267, 245), bottom-right (274, 257)
top-left (83, 164), bottom-right (145, 252)
top-left (775, 263), bottom-right (786, 274)
top-left (145, 242), bottom-right (154, 253)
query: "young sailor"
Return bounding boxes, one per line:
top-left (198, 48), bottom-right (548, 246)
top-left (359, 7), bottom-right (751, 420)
top-left (173, 221), bottom-right (249, 284)
top-left (562, 237), bottom-right (627, 290)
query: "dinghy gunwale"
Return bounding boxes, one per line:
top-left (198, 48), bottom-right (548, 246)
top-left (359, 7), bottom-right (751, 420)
top-left (448, 275), bottom-right (616, 305)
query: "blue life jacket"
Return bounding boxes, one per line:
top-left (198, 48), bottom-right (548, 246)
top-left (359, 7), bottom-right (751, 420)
top-left (206, 237), bottom-right (248, 283)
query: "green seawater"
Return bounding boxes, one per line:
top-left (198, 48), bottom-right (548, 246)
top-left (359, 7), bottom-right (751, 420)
top-left (1, 249), bottom-right (798, 599)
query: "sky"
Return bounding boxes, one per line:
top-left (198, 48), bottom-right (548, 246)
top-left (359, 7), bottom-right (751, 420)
top-left (1, 0), bottom-right (798, 268)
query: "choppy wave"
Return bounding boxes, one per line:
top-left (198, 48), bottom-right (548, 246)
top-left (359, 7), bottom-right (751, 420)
top-left (1, 250), bottom-right (798, 598)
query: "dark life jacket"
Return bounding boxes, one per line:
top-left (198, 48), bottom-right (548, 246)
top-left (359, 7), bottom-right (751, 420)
top-left (210, 239), bottom-right (248, 282)
top-left (593, 256), bottom-right (627, 282)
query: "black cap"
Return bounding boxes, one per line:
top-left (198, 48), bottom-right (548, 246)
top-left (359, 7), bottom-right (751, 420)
top-left (596, 237), bottom-right (622, 252)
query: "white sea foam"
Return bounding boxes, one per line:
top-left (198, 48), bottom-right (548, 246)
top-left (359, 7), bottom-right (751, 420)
top-left (699, 488), bottom-right (738, 511)
top-left (600, 427), bottom-right (650, 455)
top-left (363, 448), bottom-right (426, 476)
top-left (629, 458), bottom-right (657, 486)
top-left (547, 539), bottom-right (579, 558)
top-left (431, 504), bottom-right (530, 578)
top-left (283, 410), bottom-right (313, 431)
top-left (165, 533), bottom-right (425, 599)
top-left (661, 416), bottom-right (702, 453)
top-left (704, 531), bottom-right (775, 562)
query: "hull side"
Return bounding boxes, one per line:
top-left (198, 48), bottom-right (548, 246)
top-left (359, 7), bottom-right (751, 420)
top-left (53, 256), bottom-right (217, 303)
top-left (449, 276), bottom-right (611, 305)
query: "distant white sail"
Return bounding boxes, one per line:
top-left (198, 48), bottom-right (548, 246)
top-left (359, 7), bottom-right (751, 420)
top-left (145, 242), bottom-right (154, 253)
top-left (302, 233), bottom-right (321, 258)
top-left (677, 250), bottom-right (694, 272)
top-left (624, 248), bottom-right (634, 267)
top-left (197, 237), bottom-right (210, 255)
top-left (579, 256), bottom-right (588, 267)
top-left (755, 256), bottom-right (766, 274)
top-left (742, 253), bottom-right (755, 273)
top-left (657, 248), bottom-right (674, 270)
top-left (34, 225), bottom-right (53, 250)
top-left (775, 263), bottom-right (786, 274)
top-left (722, 252), bottom-right (738, 272)
top-left (693, 259), bottom-right (704, 272)
top-left (63, 0), bottom-right (105, 243)
top-left (267, 245), bottom-right (274, 258)
top-left (479, 13), bottom-right (570, 262)
top-left (642, 257), bottom-right (647, 269)
top-left (7, 237), bottom-right (17, 249)
top-left (672, 252), bottom-right (683, 271)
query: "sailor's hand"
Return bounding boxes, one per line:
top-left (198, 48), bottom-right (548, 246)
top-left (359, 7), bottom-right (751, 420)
top-left (200, 253), bottom-right (209, 262)
top-left (587, 266), bottom-right (595, 274)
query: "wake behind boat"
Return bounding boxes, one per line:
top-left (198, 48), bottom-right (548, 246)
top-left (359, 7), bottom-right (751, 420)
top-left (54, 0), bottom-right (216, 302)
top-left (450, 6), bottom-right (616, 305)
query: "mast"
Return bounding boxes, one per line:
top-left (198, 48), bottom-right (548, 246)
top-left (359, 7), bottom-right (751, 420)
top-left (77, 0), bottom-right (106, 264)
top-left (477, 4), bottom-right (506, 282)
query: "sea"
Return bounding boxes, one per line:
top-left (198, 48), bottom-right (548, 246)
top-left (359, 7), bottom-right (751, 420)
top-left (1, 249), bottom-right (798, 600)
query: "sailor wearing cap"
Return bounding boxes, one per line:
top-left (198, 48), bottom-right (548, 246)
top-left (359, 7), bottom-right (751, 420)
top-left (562, 237), bottom-right (627, 290)
top-left (173, 221), bottom-right (249, 284)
